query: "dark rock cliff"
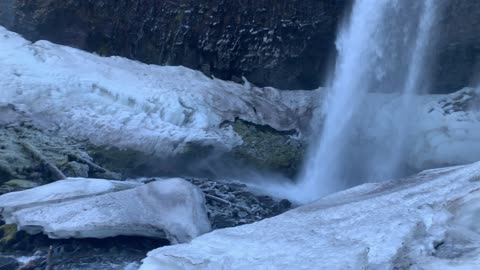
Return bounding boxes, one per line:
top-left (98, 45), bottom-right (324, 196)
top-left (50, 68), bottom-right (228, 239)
top-left (6, 0), bottom-right (347, 90)
top-left (1, 0), bottom-right (479, 92)
top-left (434, 0), bottom-right (480, 93)
top-left (0, 0), bottom-right (15, 28)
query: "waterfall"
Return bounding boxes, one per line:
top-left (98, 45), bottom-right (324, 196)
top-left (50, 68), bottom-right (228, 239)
top-left (297, 0), bottom-right (442, 203)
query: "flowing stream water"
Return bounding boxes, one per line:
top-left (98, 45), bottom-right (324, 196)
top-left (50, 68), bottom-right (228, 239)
top-left (297, 0), bottom-right (443, 203)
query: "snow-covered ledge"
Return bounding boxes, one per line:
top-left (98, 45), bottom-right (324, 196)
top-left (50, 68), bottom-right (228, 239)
top-left (140, 162), bottom-right (480, 269)
top-left (0, 26), bottom-right (320, 156)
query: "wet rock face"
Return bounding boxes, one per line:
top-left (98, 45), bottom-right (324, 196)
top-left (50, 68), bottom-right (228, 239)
top-left (433, 0), bottom-right (480, 93)
top-left (0, 256), bottom-right (18, 270)
top-left (8, 0), bottom-right (347, 90)
top-left (0, 0), bottom-right (14, 28)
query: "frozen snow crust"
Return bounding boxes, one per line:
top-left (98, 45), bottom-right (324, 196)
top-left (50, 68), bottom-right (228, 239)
top-left (0, 26), bottom-right (318, 156)
top-left (140, 162), bottom-right (480, 269)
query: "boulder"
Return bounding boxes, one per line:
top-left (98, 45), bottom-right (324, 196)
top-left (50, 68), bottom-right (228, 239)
top-left (0, 178), bottom-right (139, 217)
top-left (0, 178), bottom-right (210, 244)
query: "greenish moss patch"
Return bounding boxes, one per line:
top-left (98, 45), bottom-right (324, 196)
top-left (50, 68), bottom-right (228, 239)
top-left (230, 119), bottom-right (306, 177)
top-left (0, 224), bottom-right (17, 247)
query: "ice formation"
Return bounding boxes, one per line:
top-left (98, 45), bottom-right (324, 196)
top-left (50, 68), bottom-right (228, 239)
top-left (0, 26), bottom-right (319, 156)
top-left (140, 162), bottom-right (480, 269)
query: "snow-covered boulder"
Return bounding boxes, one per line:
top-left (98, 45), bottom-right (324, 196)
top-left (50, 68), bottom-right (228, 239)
top-left (0, 178), bottom-right (139, 217)
top-left (0, 26), bottom-right (319, 157)
top-left (139, 162), bottom-right (480, 269)
top-left (0, 178), bottom-right (211, 243)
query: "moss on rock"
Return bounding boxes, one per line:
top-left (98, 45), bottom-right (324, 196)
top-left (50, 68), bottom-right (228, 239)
top-left (87, 142), bottom-right (217, 178)
top-left (87, 145), bottom-right (153, 178)
top-left (231, 119), bottom-right (306, 177)
top-left (0, 224), bottom-right (17, 248)
top-left (5, 179), bottom-right (38, 189)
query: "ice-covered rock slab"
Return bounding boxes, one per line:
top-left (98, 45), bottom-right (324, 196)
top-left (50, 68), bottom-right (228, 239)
top-left (140, 163), bottom-right (480, 269)
top-left (0, 178), bottom-right (139, 217)
top-left (0, 26), bottom-right (320, 156)
top-left (2, 178), bottom-right (211, 243)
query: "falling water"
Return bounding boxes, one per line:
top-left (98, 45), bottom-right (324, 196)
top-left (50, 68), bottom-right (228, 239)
top-left (297, 0), bottom-right (442, 203)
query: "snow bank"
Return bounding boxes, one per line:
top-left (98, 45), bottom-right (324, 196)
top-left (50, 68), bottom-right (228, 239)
top-left (140, 162), bottom-right (480, 269)
top-left (0, 178), bottom-right (210, 243)
top-left (0, 26), bottom-right (319, 156)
